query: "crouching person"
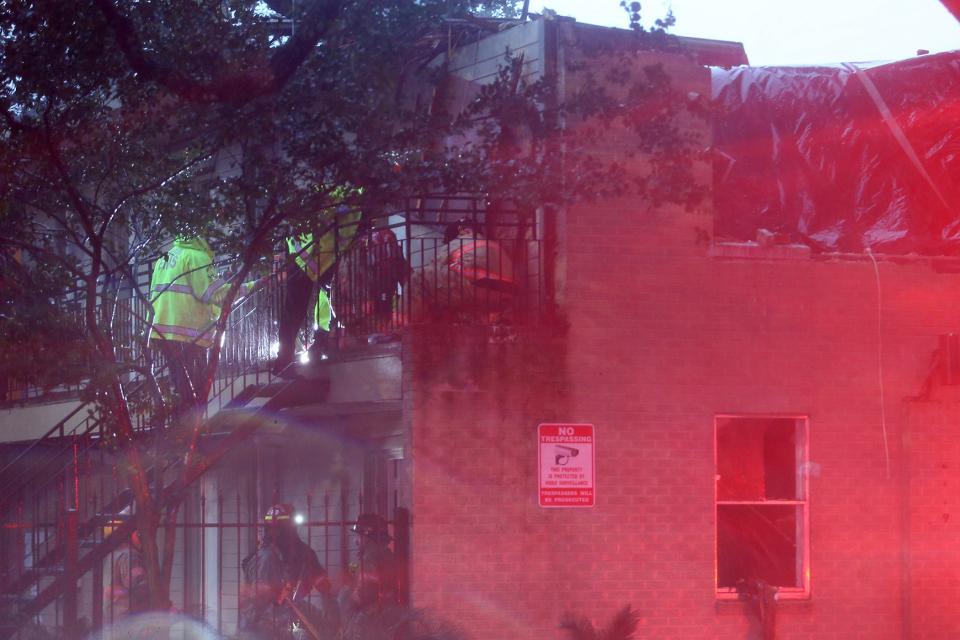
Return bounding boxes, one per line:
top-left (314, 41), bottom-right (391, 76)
top-left (239, 504), bottom-right (332, 640)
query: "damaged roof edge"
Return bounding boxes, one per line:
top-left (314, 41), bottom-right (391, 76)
top-left (672, 34), bottom-right (749, 68)
top-left (555, 20), bottom-right (749, 69)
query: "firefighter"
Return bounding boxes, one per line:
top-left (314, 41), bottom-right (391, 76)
top-left (149, 236), bottom-right (251, 412)
top-left (362, 227), bottom-right (408, 336)
top-left (275, 209), bottom-right (362, 374)
top-left (239, 504), bottom-right (331, 640)
top-left (343, 513), bottom-right (399, 611)
top-left (442, 220), bottom-right (515, 292)
top-left (411, 220), bottom-right (516, 320)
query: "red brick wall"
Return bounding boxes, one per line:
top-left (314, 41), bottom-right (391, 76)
top-left (404, 31), bottom-right (960, 640)
top-left (405, 322), bottom-right (570, 638)
top-left (904, 397), bottom-right (960, 639)
top-left (408, 202), bottom-right (960, 639)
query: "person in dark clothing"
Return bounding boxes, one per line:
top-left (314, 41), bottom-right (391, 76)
top-left (342, 513), bottom-right (399, 612)
top-left (275, 245), bottom-right (330, 373)
top-left (274, 211), bottom-right (362, 374)
top-left (239, 504), bottom-right (331, 639)
top-left (364, 229), bottom-right (408, 334)
top-left (335, 227), bottom-right (408, 339)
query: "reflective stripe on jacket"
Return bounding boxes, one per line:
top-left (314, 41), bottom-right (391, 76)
top-left (149, 237), bottom-right (228, 348)
top-left (446, 237), bottom-right (515, 285)
top-left (286, 210), bottom-right (362, 281)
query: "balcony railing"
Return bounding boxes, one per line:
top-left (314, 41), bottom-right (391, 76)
top-left (334, 233), bottom-right (543, 337)
top-left (0, 205), bottom-right (545, 638)
top-left (3, 212), bottom-right (546, 408)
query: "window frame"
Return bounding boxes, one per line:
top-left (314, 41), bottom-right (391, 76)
top-left (714, 413), bottom-right (811, 600)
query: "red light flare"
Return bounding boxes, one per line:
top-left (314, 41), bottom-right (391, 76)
top-left (942, 1), bottom-right (960, 22)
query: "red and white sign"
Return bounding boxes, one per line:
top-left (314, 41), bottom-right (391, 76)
top-left (538, 423), bottom-right (595, 508)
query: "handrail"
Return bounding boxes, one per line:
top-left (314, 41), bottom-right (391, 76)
top-left (2, 254), bottom-right (258, 407)
top-left (0, 260), bottom-right (281, 517)
top-left (0, 380), bottom-right (151, 499)
top-left (2, 518), bottom-right (139, 639)
top-left (0, 368), bottom-right (308, 639)
top-left (0, 402), bottom-right (89, 479)
top-left (0, 212), bottom-right (546, 637)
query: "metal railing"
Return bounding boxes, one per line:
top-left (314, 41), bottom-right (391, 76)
top-left (1, 256), bottom-right (280, 407)
top-left (0, 255), bottom-right (286, 500)
top-left (0, 261), bottom-right (291, 624)
top-left (5, 219), bottom-right (545, 406)
top-left (334, 229), bottom-right (544, 338)
top-left (0, 204), bottom-right (543, 638)
top-left (1, 483), bottom-right (409, 640)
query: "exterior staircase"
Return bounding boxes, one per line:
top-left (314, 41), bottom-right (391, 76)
top-left (0, 265), bottom-right (296, 639)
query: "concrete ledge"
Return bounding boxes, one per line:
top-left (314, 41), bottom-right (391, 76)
top-left (709, 241), bottom-right (812, 260)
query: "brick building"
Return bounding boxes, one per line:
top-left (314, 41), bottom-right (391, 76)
top-left (2, 13), bottom-right (959, 640)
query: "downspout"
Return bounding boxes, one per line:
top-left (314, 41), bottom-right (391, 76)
top-left (900, 399), bottom-right (912, 638)
top-left (541, 18), bottom-right (560, 315)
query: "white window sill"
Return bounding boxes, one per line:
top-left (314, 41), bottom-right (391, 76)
top-left (715, 588), bottom-right (810, 602)
top-left (709, 241), bottom-right (812, 260)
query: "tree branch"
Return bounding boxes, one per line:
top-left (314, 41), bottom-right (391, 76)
top-left (0, 235), bottom-right (85, 279)
top-left (94, 0), bottom-right (343, 105)
top-left (101, 150), bottom-right (212, 242)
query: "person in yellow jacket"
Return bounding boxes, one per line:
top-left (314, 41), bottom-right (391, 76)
top-left (275, 208), bottom-right (361, 372)
top-left (149, 236), bottom-right (248, 412)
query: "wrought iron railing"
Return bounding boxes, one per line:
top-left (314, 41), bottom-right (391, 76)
top-left (0, 258), bottom-right (288, 609)
top-left (0, 201), bottom-right (543, 639)
top-left (4, 216), bottom-right (545, 407)
top-left (0, 482), bottom-right (409, 640)
top-left (1, 256), bottom-right (280, 409)
top-left (333, 225), bottom-right (544, 339)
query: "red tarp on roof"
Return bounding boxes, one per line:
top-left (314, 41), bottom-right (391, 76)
top-left (712, 51), bottom-right (960, 254)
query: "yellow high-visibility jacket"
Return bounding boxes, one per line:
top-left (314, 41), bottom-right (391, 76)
top-left (315, 288), bottom-right (332, 332)
top-left (148, 237), bottom-right (236, 348)
top-left (286, 210), bottom-right (362, 282)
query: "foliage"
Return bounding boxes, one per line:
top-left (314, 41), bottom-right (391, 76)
top-left (560, 605), bottom-right (642, 640)
top-left (0, 0), bottom-right (704, 617)
top-left (620, 1), bottom-right (676, 33)
top-left (0, 0), bottom-right (530, 613)
top-left (0, 246), bottom-right (89, 396)
top-left (320, 605), bottom-right (472, 640)
top-left (467, 0), bottom-right (522, 18)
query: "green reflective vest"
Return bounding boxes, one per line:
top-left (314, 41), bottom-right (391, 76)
top-left (315, 288), bottom-right (331, 332)
top-left (286, 210), bottom-right (362, 282)
top-left (149, 237), bottom-right (233, 348)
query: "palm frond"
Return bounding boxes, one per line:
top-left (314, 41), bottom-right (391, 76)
top-left (599, 605), bottom-right (641, 640)
top-left (559, 612), bottom-right (598, 640)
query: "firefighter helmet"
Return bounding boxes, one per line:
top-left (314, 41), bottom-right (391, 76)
top-left (263, 503), bottom-right (295, 524)
top-left (443, 218), bottom-right (477, 244)
top-left (352, 513), bottom-right (391, 540)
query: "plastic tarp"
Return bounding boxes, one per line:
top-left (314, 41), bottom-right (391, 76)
top-left (712, 51), bottom-right (960, 254)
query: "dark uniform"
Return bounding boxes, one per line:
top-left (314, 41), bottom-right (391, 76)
top-left (344, 513), bottom-right (399, 611)
top-left (364, 229), bottom-right (408, 333)
top-left (239, 504), bottom-right (331, 640)
top-left (275, 210), bottom-right (362, 372)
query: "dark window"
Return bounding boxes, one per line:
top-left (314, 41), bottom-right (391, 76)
top-left (715, 416), bottom-right (808, 596)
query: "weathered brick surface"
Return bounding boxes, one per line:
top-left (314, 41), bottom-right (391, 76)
top-left (903, 397), bottom-right (960, 640)
top-left (408, 200), bottom-right (960, 638)
top-left (404, 37), bottom-right (960, 640)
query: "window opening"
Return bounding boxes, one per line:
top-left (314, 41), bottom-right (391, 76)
top-left (715, 415), bottom-right (809, 597)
